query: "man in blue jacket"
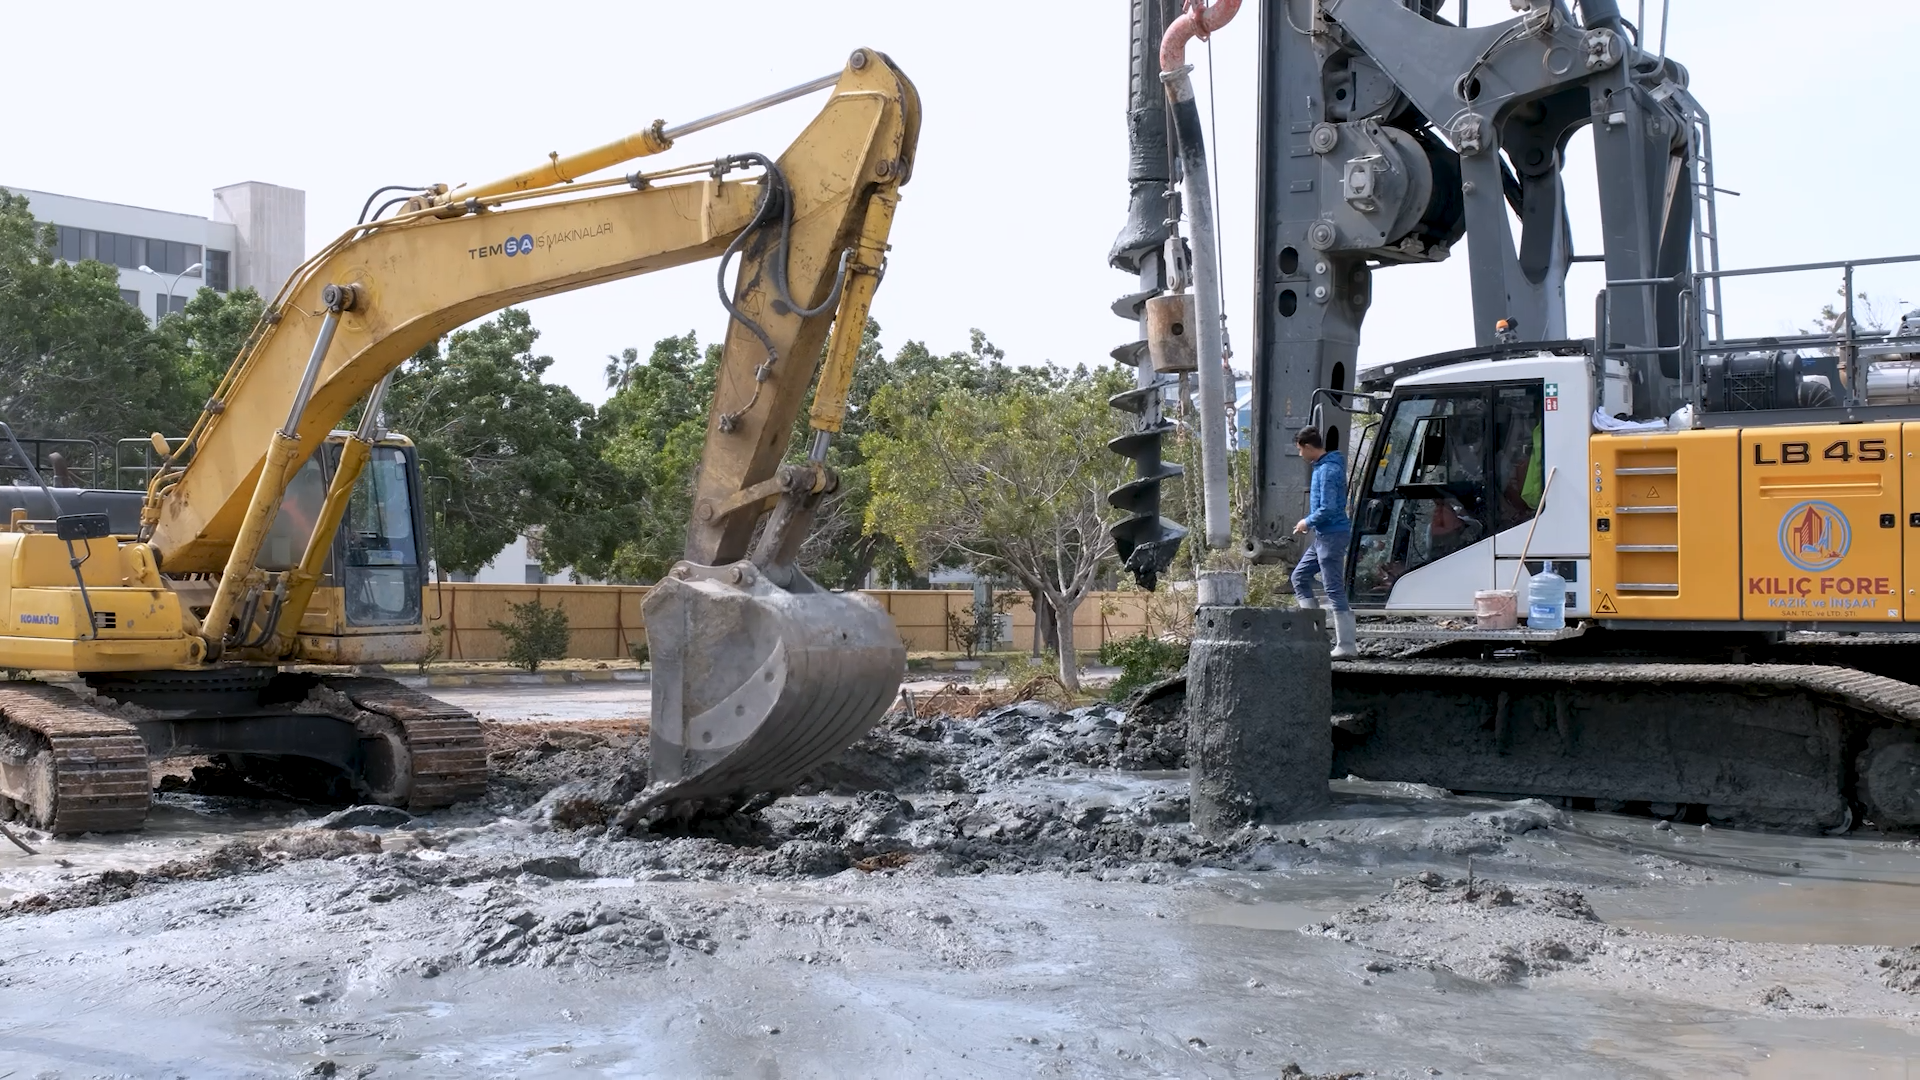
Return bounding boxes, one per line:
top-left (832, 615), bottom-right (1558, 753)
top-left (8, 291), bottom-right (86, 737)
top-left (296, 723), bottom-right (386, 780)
top-left (1290, 427), bottom-right (1357, 659)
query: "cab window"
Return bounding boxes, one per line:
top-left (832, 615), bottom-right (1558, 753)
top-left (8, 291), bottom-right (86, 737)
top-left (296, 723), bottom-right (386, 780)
top-left (1350, 385), bottom-right (1524, 603)
top-left (340, 447), bottom-right (423, 627)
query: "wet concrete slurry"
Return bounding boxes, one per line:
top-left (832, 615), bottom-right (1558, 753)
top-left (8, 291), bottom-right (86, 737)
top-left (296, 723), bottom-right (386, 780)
top-left (3, 685), bottom-right (1920, 1076)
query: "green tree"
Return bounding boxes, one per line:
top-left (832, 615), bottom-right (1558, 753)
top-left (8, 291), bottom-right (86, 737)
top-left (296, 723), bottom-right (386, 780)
top-left (153, 285), bottom-right (266, 418)
top-left (572, 329), bottom-right (722, 583)
top-left (1810, 285), bottom-right (1894, 337)
top-left (382, 308), bottom-right (605, 575)
top-left (0, 188), bottom-right (206, 443)
top-left (864, 365), bottom-right (1129, 691)
top-left (835, 327), bottom-right (1061, 591)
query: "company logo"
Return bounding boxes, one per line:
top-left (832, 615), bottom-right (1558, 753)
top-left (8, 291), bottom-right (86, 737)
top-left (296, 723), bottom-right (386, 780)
top-left (18, 613), bottom-right (58, 625)
top-left (469, 223), bottom-right (612, 261)
top-left (1778, 500), bottom-right (1851, 572)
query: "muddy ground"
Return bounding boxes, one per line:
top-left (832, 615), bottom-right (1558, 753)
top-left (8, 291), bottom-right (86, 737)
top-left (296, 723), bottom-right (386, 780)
top-left (5, 692), bottom-right (1920, 1077)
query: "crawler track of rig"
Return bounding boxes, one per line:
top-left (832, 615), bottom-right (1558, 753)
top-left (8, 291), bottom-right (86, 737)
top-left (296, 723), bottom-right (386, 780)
top-left (1139, 653), bottom-right (1920, 831)
top-left (1330, 659), bottom-right (1920, 830)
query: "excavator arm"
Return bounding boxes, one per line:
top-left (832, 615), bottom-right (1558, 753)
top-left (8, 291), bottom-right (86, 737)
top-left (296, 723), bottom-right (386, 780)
top-left (139, 47), bottom-right (917, 811)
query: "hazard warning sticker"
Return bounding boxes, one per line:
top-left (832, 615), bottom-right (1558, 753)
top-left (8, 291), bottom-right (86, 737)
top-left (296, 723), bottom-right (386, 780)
top-left (1596, 591), bottom-right (1618, 614)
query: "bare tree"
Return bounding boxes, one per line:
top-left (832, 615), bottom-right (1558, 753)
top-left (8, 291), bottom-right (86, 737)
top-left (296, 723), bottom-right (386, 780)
top-left (864, 368), bottom-right (1127, 692)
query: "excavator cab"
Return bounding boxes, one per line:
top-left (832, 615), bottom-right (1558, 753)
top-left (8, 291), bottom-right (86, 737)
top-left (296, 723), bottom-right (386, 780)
top-left (0, 433), bottom-right (430, 649)
top-left (268, 435), bottom-right (431, 664)
top-left (1348, 373), bottom-right (1549, 611)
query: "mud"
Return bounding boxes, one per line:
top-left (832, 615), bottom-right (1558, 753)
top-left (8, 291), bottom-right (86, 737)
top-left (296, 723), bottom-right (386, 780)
top-left (4, 692), bottom-right (1920, 1076)
top-left (1315, 866), bottom-right (1920, 1020)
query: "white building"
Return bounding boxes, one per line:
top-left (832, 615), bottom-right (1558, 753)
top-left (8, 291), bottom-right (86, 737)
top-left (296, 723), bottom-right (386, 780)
top-left (445, 530), bottom-right (596, 586)
top-left (11, 182), bottom-right (306, 322)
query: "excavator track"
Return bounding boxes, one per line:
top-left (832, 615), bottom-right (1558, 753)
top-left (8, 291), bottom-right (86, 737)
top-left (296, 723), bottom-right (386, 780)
top-left (1330, 659), bottom-right (1920, 831)
top-left (315, 676), bottom-right (489, 811)
top-left (0, 683), bottom-right (150, 834)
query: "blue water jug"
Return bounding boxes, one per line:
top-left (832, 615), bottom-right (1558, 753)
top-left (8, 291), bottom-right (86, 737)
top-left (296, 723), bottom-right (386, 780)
top-left (1527, 566), bottom-right (1567, 630)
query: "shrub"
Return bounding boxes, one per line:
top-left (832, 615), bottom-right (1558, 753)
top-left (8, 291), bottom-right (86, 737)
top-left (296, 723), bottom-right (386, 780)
top-left (945, 606), bottom-right (979, 657)
top-left (489, 598), bottom-right (571, 672)
top-left (416, 624), bottom-right (446, 675)
top-left (943, 593), bottom-right (1020, 658)
top-left (1098, 631), bottom-right (1189, 702)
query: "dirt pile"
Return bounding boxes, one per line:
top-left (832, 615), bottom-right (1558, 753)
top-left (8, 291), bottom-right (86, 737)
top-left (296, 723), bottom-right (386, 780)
top-left (509, 698), bottom-right (1251, 880)
top-left (500, 700), bottom-right (1585, 884)
top-left (4, 830), bottom-right (378, 915)
top-left (1879, 946), bottom-right (1920, 992)
top-left (454, 884), bottom-right (717, 971)
top-left (1279, 1066), bottom-right (1371, 1080)
top-left (1310, 871), bottom-right (1605, 985)
top-left (483, 718), bottom-right (643, 808)
top-left (799, 696), bottom-right (1187, 795)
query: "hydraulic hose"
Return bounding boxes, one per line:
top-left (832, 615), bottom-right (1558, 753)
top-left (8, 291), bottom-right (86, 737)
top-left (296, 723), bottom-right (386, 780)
top-left (710, 153), bottom-right (855, 431)
top-left (1161, 0), bottom-right (1242, 551)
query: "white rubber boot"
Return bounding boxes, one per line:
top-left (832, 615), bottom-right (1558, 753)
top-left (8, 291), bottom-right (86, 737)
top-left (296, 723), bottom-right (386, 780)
top-left (1296, 594), bottom-right (1320, 610)
top-left (1331, 609), bottom-right (1359, 660)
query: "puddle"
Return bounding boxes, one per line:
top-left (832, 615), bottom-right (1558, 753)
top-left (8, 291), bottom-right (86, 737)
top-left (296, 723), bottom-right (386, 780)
top-left (1634, 1013), bottom-right (1920, 1077)
top-left (1189, 874), bottom-right (1395, 934)
top-left (1193, 898), bottom-right (1342, 932)
top-left (0, 793), bottom-right (314, 897)
top-left (1594, 878), bottom-right (1920, 946)
top-left (578, 877), bottom-right (637, 890)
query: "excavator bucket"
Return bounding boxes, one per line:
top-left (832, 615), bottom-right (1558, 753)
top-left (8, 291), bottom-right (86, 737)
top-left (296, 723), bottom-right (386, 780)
top-left (639, 561), bottom-right (905, 815)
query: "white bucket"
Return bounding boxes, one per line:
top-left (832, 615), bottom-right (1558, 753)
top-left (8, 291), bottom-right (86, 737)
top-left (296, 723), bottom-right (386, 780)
top-left (1475, 589), bottom-right (1518, 630)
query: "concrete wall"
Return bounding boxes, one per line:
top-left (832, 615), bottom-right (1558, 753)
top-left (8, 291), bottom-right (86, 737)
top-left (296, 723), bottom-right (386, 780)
top-left (432, 583), bottom-right (645, 662)
top-left (212, 181), bottom-right (305, 299)
top-left (425, 584), bottom-right (1166, 662)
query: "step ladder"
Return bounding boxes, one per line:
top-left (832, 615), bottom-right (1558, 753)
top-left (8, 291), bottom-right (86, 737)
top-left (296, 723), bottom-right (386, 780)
top-left (1676, 87), bottom-right (1725, 346)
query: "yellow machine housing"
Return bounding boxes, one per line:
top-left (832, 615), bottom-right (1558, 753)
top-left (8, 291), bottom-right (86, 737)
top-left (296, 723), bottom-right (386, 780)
top-left (0, 432), bottom-right (432, 671)
top-left (1593, 423), bottom-right (1910, 623)
top-left (1351, 351), bottom-right (1920, 632)
top-left (0, 527), bottom-right (196, 671)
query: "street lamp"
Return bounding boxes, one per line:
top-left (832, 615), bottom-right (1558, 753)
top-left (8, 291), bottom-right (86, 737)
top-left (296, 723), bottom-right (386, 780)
top-left (137, 261), bottom-right (203, 321)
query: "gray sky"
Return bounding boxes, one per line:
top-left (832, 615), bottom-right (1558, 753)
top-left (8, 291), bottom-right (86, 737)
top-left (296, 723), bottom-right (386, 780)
top-left (12, 2), bottom-right (1920, 405)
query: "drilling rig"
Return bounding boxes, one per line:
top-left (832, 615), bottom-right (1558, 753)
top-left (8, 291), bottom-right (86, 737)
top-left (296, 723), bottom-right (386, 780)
top-left (1112, 0), bottom-right (1920, 831)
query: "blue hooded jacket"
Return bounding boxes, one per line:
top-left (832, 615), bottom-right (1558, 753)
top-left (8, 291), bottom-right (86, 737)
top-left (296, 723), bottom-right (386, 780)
top-left (1303, 450), bottom-right (1351, 534)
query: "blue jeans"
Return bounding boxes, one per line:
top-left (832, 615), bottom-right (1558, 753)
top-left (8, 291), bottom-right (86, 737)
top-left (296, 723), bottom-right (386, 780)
top-left (1291, 529), bottom-right (1352, 613)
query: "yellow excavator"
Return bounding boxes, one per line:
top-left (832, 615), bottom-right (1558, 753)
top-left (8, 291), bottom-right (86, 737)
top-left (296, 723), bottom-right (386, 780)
top-left (0, 48), bottom-right (916, 833)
